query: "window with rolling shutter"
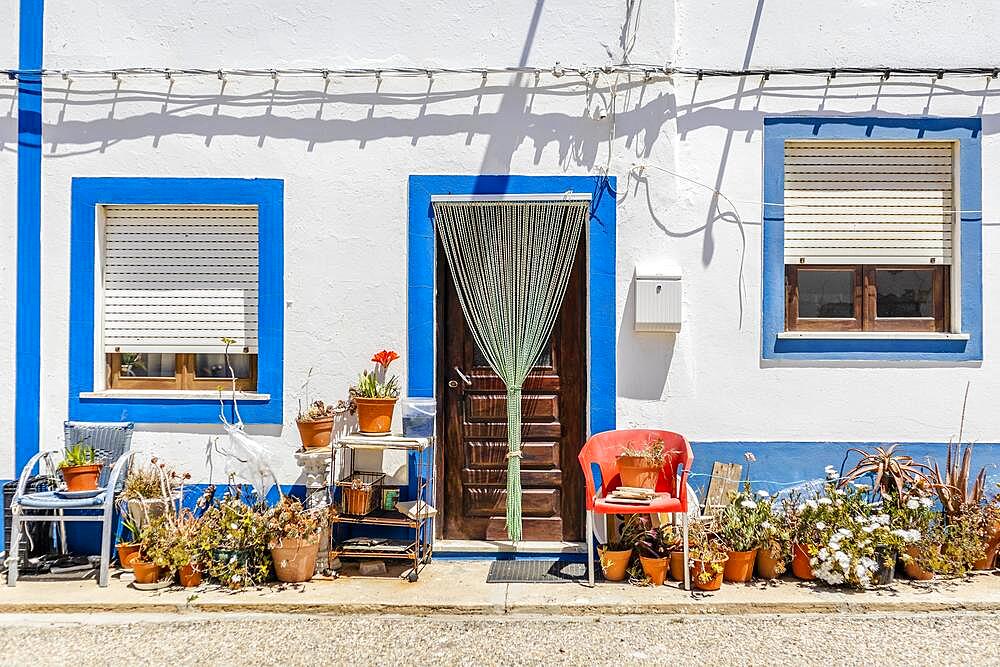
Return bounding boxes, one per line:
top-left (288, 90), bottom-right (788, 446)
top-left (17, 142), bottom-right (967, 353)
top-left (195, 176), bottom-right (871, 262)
top-left (100, 205), bottom-right (259, 390)
top-left (784, 140), bottom-right (955, 265)
top-left (782, 140), bottom-right (956, 333)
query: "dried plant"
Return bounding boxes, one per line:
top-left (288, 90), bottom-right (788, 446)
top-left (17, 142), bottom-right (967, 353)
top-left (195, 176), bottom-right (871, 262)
top-left (929, 441), bottom-right (988, 518)
top-left (839, 444), bottom-right (931, 506)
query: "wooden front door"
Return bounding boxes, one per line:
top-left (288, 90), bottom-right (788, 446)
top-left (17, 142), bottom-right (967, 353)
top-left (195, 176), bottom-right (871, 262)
top-left (438, 238), bottom-right (587, 541)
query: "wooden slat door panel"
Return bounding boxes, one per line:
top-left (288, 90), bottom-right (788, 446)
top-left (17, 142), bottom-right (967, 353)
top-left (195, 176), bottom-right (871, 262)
top-left (439, 238), bottom-right (586, 542)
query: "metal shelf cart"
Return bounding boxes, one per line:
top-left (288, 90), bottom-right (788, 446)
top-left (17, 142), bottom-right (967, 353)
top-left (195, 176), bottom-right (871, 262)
top-left (329, 434), bottom-right (434, 582)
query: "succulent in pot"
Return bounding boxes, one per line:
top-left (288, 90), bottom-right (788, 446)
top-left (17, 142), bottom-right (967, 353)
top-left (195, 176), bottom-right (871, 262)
top-left (295, 367), bottom-right (352, 448)
top-left (688, 530), bottom-right (729, 592)
top-left (198, 488), bottom-right (272, 589)
top-left (265, 496), bottom-right (323, 583)
top-left (714, 484), bottom-right (769, 583)
top-left (633, 519), bottom-right (677, 586)
top-left (115, 515), bottom-right (142, 570)
top-left (598, 514), bottom-right (643, 582)
top-left (59, 443), bottom-right (103, 492)
top-left (142, 511), bottom-right (206, 587)
top-left (351, 350), bottom-right (401, 435)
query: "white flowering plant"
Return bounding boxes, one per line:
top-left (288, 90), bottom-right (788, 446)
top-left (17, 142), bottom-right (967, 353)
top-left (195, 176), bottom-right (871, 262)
top-left (756, 490), bottom-right (792, 570)
top-left (714, 484), bottom-right (771, 552)
top-left (804, 483), bottom-right (910, 589)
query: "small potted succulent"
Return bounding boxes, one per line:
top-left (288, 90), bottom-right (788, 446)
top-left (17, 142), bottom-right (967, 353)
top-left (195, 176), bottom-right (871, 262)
top-left (59, 443), bottom-right (103, 492)
top-left (598, 514), bottom-right (643, 582)
top-left (756, 491), bottom-right (791, 579)
top-left (634, 519), bottom-right (676, 586)
top-left (115, 515), bottom-right (142, 570)
top-left (295, 368), bottom-right (352, 448)
top-left (265, 496), bottom-right (323, 583)
top-left (142, 511), bottom-right (206, 587)
top-left (134, 516), bottom-right (171, 585)
top-left (351, 350), bottom-right (401, 435)
top-left (688, 532), bottom-right (729, 591)
top-left (616, 438), bottom-right (667, 490)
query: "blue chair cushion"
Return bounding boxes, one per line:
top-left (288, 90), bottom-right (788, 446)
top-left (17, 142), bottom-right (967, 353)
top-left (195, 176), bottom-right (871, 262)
top-left (17, 490), bottom-right (109, 509)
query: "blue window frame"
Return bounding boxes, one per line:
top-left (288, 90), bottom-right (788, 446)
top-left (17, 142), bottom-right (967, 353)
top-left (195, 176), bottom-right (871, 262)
top-left (762, 117), bottom-right (982, 361)
top-left (69, 178), bottom-right (284, 424)
top-left (407, 175), bottom-right (617, 435)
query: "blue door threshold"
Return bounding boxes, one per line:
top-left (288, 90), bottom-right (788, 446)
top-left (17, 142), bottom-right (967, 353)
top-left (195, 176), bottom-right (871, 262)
top-left (433, 540), bottom-right (588, 561)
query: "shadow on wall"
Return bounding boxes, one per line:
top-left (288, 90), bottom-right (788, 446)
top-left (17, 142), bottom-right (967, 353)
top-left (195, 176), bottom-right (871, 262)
top-left (616, 276), bottom-right (674, 400)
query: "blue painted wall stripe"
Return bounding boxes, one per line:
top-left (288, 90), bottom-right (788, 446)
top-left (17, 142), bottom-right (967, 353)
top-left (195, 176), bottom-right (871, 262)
top-left (14, 0), bottom-right (44, 476)
top-left (407, 175), bottom-right (616, 436)
top-left (762, 117), bottom-right (983, 361)
top-left (68, 178), bottom-right (285, 424)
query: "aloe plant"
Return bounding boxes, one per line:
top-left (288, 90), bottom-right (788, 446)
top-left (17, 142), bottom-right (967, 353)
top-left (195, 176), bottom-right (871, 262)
top-left (930, 441), bottom-right (988, 519)
top-left (59, 443), bottom-right (98, 469)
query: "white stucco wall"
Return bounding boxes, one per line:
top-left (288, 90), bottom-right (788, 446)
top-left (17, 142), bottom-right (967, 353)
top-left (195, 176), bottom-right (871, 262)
top-left (7, 1), bottom-right (1000, 485)
top-left (0, 0), bottom-right (20, 479)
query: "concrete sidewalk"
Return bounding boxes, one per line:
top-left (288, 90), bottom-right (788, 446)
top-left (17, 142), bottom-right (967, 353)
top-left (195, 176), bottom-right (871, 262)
top-left (3, 561), bottom-right (1000, 615)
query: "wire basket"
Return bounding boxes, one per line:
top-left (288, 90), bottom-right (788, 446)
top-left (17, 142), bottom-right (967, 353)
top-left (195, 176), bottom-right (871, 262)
top-left (336, 471), bottom-right (386, 516)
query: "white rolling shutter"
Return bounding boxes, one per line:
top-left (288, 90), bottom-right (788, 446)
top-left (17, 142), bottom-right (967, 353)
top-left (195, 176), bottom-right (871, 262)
top-left (101, 205), bottom-right (259, 353)
top-left (783, 140), bottom-right (955, 265)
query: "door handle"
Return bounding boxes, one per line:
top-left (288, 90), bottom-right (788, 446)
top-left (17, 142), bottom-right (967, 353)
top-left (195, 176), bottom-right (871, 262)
top-left (453, 366), bottom-right (473, 386)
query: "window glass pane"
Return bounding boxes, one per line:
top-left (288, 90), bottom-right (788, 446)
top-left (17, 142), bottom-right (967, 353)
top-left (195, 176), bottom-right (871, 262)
top-left (119, 353), bottom-right (175, 378)
top-left (195, 354), bottom-right (252, 379)
top-left (876, 269), bottom-right (934, 318)
top-left (797, 270), bottom-right (855, 318)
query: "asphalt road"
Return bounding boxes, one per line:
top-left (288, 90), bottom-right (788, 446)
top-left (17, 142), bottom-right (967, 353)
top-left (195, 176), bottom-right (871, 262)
top-left (1, 611), bottom-right (998, 666)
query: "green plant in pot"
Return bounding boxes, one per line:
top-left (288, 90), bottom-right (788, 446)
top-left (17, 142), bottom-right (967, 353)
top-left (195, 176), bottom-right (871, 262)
top-left (198, 490), bottom-right (272, 589)
top-left (887, 489), bottom-right (944, 580)
top-left (351, 350), bottom-right (401, 435)
top-left (142, 510), bottom-right (206, 588)
top-left (598, 514), bottom-right (643, 582)
top-left (687, 525), bottom-right (728, 592)
top-left (714, 484), bottom-right (769, 583)
top-left (116, 515), bottom-right (142, 570)
top-left (616, 438), bottom-right (667, 490)
top-left (756, 490), bottom-right (791, 579)
top-left (59, 443), bottom-right (103, 492)
top-left (930, 442), bottom-right (1000, 570)
top-left (265, 496), bottom-right (323, 583)
top-left (134, 515), bottom-right (171, 585)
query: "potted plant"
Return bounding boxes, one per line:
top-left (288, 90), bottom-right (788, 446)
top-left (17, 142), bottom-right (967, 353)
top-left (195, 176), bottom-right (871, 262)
top-left (198, 490), bottom-right (272, 589)
top-left (116, 515), bottom-right (142, 570)
top-left (756, 491), bottom-right (790, 579)
top-left (688, 533), bottom-right (728, 591)
top-left (714, 485), bottom-right (768, 583)
top-left (887, 490), bottom-right (940, 580)
top-left (930, 442), bottom-right (1000, 570)
top-left (59, 443), bottom-right (103, 492)
top-left (598, 514), bottom-right (643, 582)
top-left (351, 350), bottom-right (401, 435)
top-left (634, 519), bottom-right (675, 586)
top-left (134, 516), bottom-right (171, 585)
top-left (296, 400), bottom-right (350, 449)
top-left (616, 438), bottom-right (667, 490)
top-left (265, 496), bottom-right (322, 583)
top-left (121, 459), bottom-right (188, 530)
top-left (142, 510), bottom-right (205, 587)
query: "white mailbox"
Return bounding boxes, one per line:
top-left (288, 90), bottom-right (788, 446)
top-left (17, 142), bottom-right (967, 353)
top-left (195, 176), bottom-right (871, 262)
top-left (634, 263), bottom-right (682, 332)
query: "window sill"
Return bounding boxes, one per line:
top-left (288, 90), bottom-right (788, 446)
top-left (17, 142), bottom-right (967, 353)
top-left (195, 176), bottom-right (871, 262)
top-left (776, 332), bottom-right (970, 341)
top-left (79, 390), bottom-right (271, 401)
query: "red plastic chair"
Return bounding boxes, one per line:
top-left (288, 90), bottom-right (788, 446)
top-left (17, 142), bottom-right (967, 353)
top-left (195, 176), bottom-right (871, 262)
top-left (578, 429), bottom-right (694, 588)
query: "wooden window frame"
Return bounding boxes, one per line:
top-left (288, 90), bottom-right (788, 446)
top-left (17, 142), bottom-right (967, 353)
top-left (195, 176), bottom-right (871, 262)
top-left (108, 353), bottom-right (258, 391)
top-left (785, 265), bottom-right (863, 331)
top-left (786, 265), bottom-right (949, 333)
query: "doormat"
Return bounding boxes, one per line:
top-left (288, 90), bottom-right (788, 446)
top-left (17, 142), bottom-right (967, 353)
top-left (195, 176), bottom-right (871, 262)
top-left (486, 559), bottom-right (598, 584)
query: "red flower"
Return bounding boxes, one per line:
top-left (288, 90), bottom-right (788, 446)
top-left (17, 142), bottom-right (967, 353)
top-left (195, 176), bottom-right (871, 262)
top-left (371, 350), bottom-right (400, 369)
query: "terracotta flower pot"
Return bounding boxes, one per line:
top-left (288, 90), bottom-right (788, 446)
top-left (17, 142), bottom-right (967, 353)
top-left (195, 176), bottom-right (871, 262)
top-left (723, 548), bottom-right (758, 583)
top-left (791, 544), bottom-right (815, 581)
top-left (598, 547), bottom-right (632, 582)
top-left (61, 463), bottom-right (103, 492)
top-left (271, 538), bottom-right (319, 583)
top-left (669, 550), bottom-right (686, 581)
top-left (639, 555), bottom-right (670, 586)
top-left (903, 546), bottom-right (935, 581)
top-left (617, 456), bottom-right (660, 489)
top-left (132, 559), bottom-right (162, 584)
top-left (355, 398), bottom-right (397, 435)
top-left (756, 549), bottom-right (785, 579)
top-left (116, 542), bottom-right (141, 569)
top-left (296, 417), bottom-right (335, 449)
top-left (178, 564), bottom-right (202, 588)
top-left (973, 530), bottom-right (1000, 571)
top-left (690, 556), bottom-right (728, 591)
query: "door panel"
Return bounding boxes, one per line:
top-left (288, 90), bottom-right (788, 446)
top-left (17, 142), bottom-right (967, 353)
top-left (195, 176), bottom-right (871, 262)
top-left (439, 238), bottom-right (586, 541)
